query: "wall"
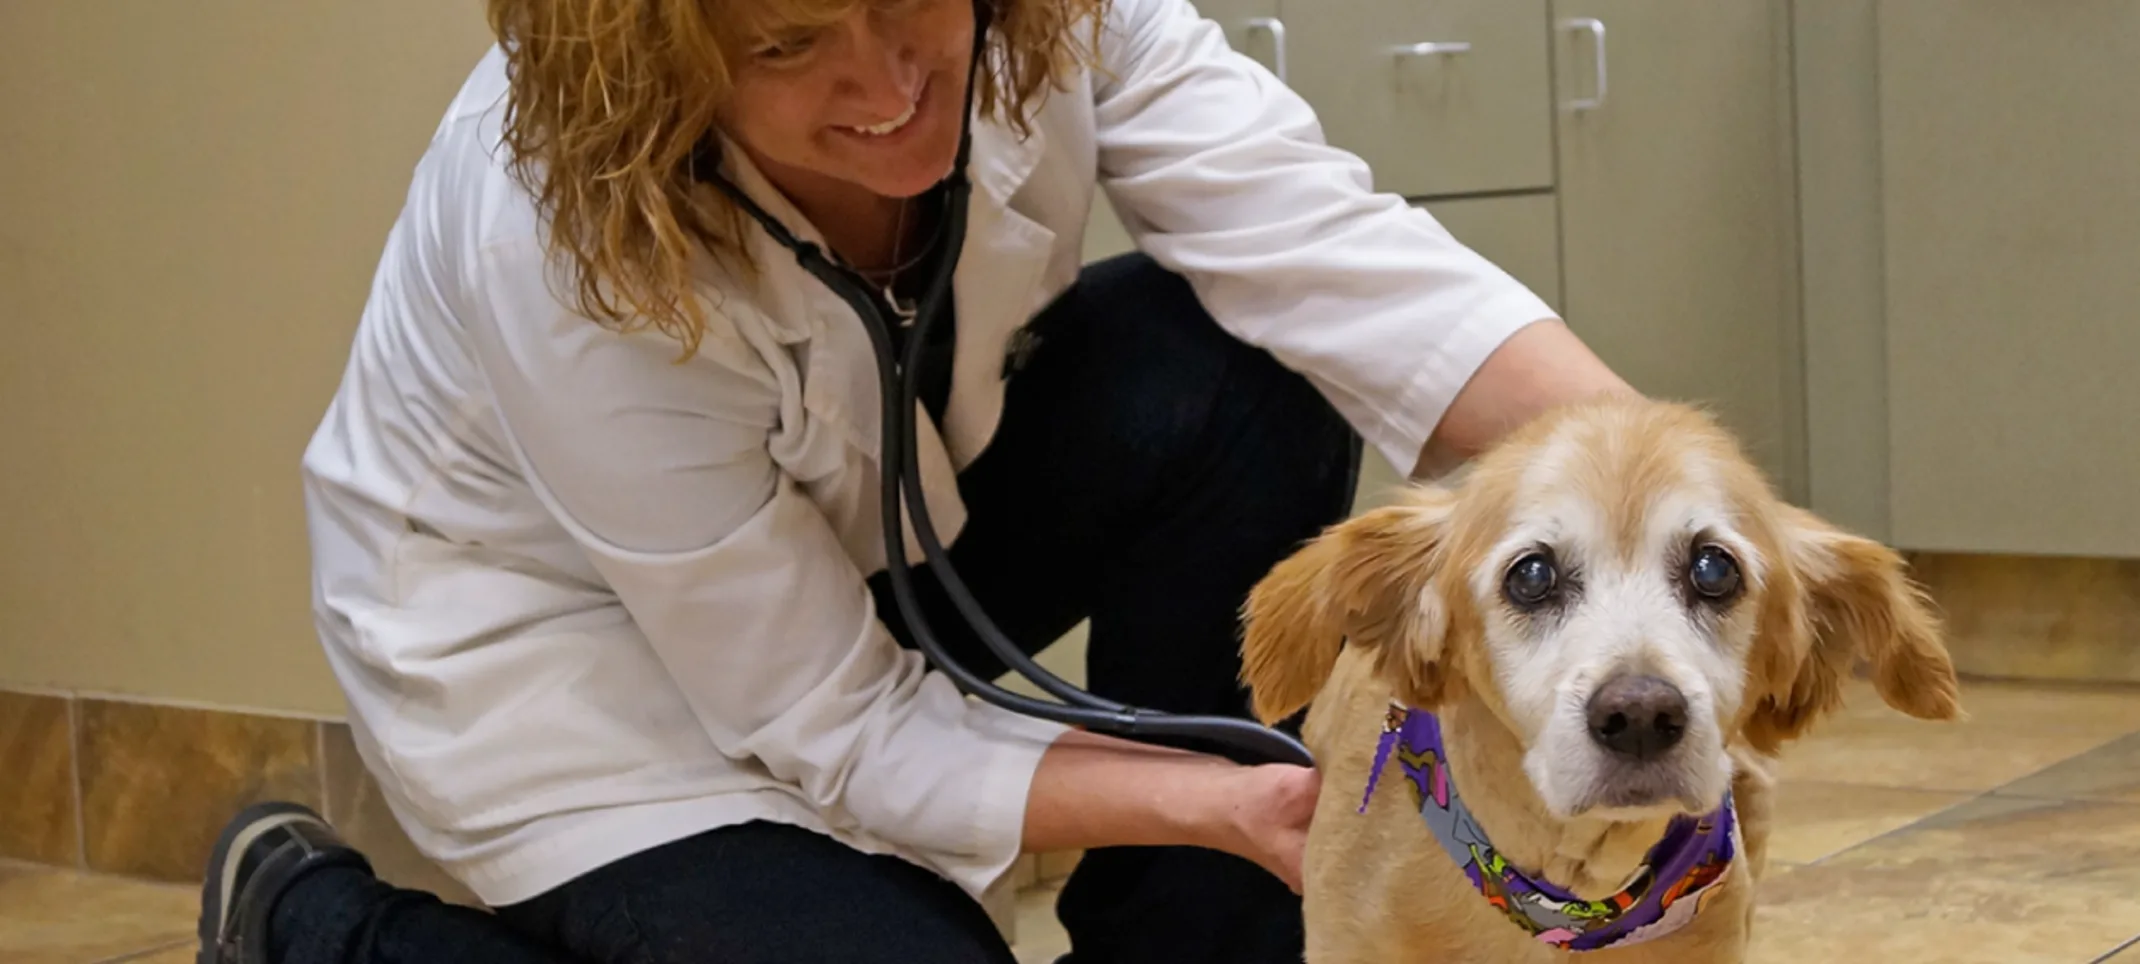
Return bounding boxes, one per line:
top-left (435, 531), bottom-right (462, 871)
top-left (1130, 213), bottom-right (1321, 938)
top-left (0, 2), bottom-right (499, 715)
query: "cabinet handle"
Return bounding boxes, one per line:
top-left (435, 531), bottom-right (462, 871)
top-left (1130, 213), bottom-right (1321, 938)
top-left (1244, 17), bottom-right (1288, 84)
top-left (1561, 17), bottom-right (1607, 111)
top-left (1392, 41), bottom-right (1473, 57)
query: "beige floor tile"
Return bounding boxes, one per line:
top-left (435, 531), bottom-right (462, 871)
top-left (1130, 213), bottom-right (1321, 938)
top-left (1774, 677), bottom-right (2140, 793)
top-left (1996, 731), bottom-right (2140, 804)
top-left (0, 862), bottom-right (197, 964)
top-left (1011, 881), bottom-right (1069, 964)
top-left (1763, 780), bottom-right (1976, 864)
top-left (1747, 794), bottom-right (2140, 963)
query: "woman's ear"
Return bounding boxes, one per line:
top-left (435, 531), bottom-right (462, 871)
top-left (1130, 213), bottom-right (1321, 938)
top-left (1239, 486), bottom-right (1457, 725)
top-left (1743, 504), bottom-right (1962, 754)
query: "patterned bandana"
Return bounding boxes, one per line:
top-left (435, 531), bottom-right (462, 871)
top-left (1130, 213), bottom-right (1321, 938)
top-left (1357, 701), bottom-right (1737, 951)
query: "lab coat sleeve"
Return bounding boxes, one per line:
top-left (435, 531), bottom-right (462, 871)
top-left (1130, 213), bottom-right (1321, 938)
top-left (461, 237), bottom-right (1067, 891)
top-left (1088, 0), bottom-right (1563, 478)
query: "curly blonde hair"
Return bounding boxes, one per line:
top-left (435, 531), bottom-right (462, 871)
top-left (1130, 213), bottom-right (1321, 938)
top-left (484, 0), bottom-right (1107, 358)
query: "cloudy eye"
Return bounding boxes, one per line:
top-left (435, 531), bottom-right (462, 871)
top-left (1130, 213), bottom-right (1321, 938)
top-left (1686, 543), bottom-right (1742, 600)
top-left (1502, 549), bottom-right (1560, 609)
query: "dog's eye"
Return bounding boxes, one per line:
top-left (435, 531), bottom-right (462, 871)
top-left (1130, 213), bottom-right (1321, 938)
top-left (1686, 544), bottom-right (1742, 600)
top-left (1502, 551), bottom-right (1559, 608)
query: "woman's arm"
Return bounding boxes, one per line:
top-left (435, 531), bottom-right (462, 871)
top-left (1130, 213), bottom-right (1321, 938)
top-left (1020, 730), bottom-right (1231, 854)
top-left (1414, 319), bottom-right (1641, 479)
top-left (1021, 729), bottom-right (1321, 891)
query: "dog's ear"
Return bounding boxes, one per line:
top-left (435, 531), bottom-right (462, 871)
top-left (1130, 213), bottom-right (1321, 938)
top-left (1743, 504), bottom-right (1961, 754)
top-left (1239, 485), bottom-right (1458, 725)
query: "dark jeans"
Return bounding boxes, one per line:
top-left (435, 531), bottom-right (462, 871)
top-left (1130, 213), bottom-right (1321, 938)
top-left (268, 252), bottom-right (1362, 964)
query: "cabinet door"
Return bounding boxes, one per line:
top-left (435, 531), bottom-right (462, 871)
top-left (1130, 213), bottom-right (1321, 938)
top-left (1284, 0), bottom-right (1555, 198)
top-left (1549, 0), bottom-right (1803, 495)
top-left (1877, 1), bottom-right (2140, 556)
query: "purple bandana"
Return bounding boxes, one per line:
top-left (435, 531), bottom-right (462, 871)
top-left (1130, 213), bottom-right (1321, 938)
top-left (1358, 701), bottom-right (1738, 951)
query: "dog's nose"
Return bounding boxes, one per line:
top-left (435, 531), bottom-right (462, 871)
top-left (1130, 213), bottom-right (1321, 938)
top-left (1585, 674), bottom-right (1688, 761)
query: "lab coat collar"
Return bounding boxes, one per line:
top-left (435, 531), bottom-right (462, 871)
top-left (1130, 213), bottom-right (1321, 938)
top-left (965, 87), bottom-right (1048, 208)
top-left (942, 106), bottom-right (1053, 465)
top-left (697, 105), bottom-right (1055, 467)
top-left (699, 97), bottom-right (1049, 254)
top-left (704, 131), bottom-right (831, 251)
top-left (693, 133), bottom-right (830, 344)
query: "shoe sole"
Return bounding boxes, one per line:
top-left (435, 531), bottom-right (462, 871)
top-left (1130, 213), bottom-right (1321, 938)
top-left (197, 801), bottom-right (328, 964)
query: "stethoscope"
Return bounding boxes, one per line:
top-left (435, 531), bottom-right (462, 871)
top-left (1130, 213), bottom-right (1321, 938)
top-left (697, 0), bottom-right (1314, 769)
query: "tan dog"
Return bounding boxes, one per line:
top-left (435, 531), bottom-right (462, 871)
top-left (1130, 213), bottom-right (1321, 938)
top-left (1241, 395), bottom-right (1962, 963)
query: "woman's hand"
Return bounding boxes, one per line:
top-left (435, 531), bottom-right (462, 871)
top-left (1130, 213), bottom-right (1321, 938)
top-left (1021, 730), bottom-right (1322, 892)
top-left (1202, 763), bottom-right (1321, 893)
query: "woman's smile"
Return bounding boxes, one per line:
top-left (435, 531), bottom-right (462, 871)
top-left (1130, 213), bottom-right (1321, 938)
top-left (841, 80), bottom-right (923, 138)
top-left (832, 76), bottom-right (931, 148)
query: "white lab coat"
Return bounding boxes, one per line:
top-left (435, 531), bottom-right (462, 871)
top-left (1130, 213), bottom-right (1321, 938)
top-left (300, 0), bottom-right (1556, 908)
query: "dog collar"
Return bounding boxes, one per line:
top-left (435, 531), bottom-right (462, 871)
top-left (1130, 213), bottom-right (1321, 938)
top-left (1357, 701), bottom-right (1737, 950)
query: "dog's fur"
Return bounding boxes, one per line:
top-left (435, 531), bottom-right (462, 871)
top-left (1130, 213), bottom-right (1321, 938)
top-left (1240, 395), bottom-right (1962, 963)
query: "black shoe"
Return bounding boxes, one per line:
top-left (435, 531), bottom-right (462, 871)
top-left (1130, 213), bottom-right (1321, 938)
top-left (198, 801), bottom-right (373, 964)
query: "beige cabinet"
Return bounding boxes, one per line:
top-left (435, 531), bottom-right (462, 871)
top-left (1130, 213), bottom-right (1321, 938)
top-left (1873, 1), bottom-right (2140, 557)
top-left (1547, 0), bottom-right (1804, 494)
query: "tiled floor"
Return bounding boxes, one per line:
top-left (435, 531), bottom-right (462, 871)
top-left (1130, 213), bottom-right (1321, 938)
top-left (10, 676), bottom-right (2140, 963)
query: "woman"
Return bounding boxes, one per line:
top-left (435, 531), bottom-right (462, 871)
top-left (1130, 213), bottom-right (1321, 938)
top-left (200, 0), bottom-right (1634, 961)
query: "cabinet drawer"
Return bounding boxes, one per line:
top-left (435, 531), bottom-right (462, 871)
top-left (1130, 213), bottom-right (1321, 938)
top-left (1282, 0), bottom-right (1555, 198)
